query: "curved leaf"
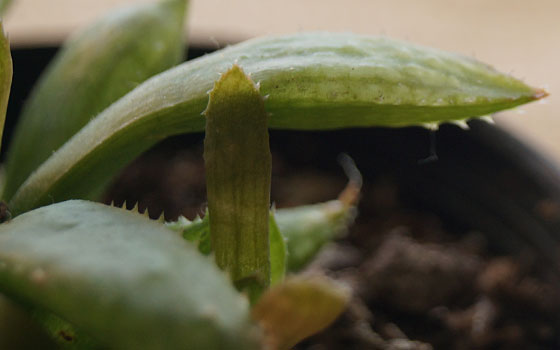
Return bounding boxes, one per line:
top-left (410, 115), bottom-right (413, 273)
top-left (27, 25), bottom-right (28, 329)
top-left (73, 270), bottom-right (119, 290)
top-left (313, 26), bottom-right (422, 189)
top-left (2, 0), bottom-right (188, 200)
top-left (0, 200), bottom-right (260, 349)
top-left (277, 200), bottom-right (357, 272)
top-left (8, 33), bottom-right (545, 214)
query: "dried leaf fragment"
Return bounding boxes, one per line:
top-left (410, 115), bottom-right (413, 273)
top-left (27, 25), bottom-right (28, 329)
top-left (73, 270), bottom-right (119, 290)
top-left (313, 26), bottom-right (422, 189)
top-left (252, 275), bottom-right (350, 350)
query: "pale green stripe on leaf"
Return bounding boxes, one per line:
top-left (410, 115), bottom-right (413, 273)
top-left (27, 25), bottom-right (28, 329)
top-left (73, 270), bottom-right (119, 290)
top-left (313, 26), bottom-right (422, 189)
top-left (8, 33), bottom-right (545, 215)
top-left (2, 0), bottom-right (188, 200)
top-left (204, 65), bottom-right (271, 302)
top-left (0, 22), bottom-right (11, 155)
top-left (269, 210), bottom-right (287, 285)
top-left (0, 200), bottom-right (260, 350)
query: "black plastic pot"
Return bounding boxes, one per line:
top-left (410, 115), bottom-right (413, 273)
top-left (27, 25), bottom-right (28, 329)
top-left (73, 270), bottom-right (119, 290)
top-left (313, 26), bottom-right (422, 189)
top-left (269, 122), bottom-right (560, 281)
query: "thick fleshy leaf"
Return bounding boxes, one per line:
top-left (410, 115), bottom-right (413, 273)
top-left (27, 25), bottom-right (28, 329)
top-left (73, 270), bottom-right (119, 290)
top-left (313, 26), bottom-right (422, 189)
top-left (2, 0), bottom-right (188, 201)
top-left (276, 180), bottom-right (359, 272)
top-left (204, 65), bottom-right (271, 302)
top-left (0, 22), bottom-right (12, 154)
top-left (0, 200), bottom-right (260, 350)
top-left (252, 276), bottom-right (350, 350)
top-left (8, 32), bottom-right (546, 215)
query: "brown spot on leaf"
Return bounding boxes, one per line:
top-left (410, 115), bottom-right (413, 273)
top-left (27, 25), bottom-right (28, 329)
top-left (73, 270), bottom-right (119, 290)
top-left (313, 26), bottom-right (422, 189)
top-left (58, 330), bottom-right (74, 342)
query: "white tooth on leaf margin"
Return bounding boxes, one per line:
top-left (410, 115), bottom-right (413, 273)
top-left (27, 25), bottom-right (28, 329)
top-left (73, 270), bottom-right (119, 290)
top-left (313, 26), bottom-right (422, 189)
top-left (479, 115), bottom-right (495, 124)
top-left (450, 120), bottom-right (469, 130)
top-left (422, 122), bottom-right (439, 131)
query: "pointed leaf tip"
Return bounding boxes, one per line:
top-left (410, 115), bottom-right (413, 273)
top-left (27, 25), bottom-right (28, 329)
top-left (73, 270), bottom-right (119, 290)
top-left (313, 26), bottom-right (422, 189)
top-left (206, 64), bottom-right (262, 107)
top-left (533, 87), bottom-right (549, 100)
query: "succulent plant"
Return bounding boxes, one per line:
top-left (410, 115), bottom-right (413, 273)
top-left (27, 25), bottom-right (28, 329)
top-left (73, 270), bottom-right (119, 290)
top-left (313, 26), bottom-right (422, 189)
top-left (0, 0), bottom-right (547, 348)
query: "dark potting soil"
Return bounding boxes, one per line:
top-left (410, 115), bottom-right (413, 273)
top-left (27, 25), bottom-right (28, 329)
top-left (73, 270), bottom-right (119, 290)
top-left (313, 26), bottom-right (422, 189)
top-left (104, 126), bottom-right (560, 350)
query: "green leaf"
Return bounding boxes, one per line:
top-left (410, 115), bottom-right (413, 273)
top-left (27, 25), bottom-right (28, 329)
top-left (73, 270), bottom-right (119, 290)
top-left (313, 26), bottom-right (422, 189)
top-left (204, 65), bottom-right (271, 303)
top-left (167, 214), bottom-right (205, 241)
top-left (252, 276), bottom-right (350, 350)
top-left (276, 198), bottom-right (357, 272)
top-left (269, 210), bottom-right (287, 286)
top-left (2, 0), bottom-right (188, 201)
top-left (278, 156), bottom-right (361, 272)
top-left (0, 22), bottom-right (12, 154)
top-left (169, 212), bottom-right (285, 273)
top-left (8, 33), bottom-right (545, 215)
top-left (168, 197), bottom-right (352, 276)
top-left (167, 214), bottom-right (212, 255)
top-left (0, 200), bottom-right (260, 350)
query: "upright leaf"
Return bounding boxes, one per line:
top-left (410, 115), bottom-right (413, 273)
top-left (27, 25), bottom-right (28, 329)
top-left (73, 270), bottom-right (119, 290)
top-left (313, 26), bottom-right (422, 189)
top-left (168, 204), bottom-right (334, 278)
top-left (204, 65), bottom-right (271, 303)
top-left (0, 200), bottom-right (260, 350)
top-left (3, 0), bottom-right (188, 200)
top-left (0, 22), bottom-right (11, 153)
top-left (8, 33), bottom-right (546, 215)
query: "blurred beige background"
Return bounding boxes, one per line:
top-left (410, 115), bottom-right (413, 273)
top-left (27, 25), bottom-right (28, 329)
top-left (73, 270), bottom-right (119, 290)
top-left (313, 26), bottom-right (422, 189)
top-left (3, 0), bottom-right (559, 163)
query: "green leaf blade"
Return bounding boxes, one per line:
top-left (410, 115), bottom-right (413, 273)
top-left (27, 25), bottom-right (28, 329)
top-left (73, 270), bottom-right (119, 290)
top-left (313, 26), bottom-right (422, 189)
top-left (0, 200), bottom-right (260, 350)
top-left (169, 200), bottom-right (353, 277)
top-left (2, 0), bottom-right (188, 200)
top-left (8, 32), bottom-right (545, 215)
top-left (204, 65), bottom-right (271, 302)
top-left (252, 33), bottom-right (545, 129)
top-left (277, 199), bottom-right (357, 272)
